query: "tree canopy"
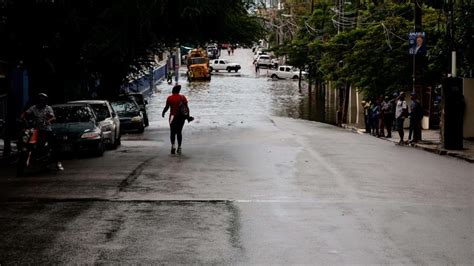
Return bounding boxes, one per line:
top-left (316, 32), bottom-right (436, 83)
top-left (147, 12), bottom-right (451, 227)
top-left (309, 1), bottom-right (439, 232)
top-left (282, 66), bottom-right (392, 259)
top-left (0, 0), bottom-right (266, 100)
top-left (272, 0), bottom-right (473, 99)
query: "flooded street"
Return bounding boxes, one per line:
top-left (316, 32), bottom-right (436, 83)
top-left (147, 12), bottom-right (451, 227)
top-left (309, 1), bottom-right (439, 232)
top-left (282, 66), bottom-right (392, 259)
top-left (147, 49), bottom-right (328, 132)
top-left (1, 49), bottom-right (473, 264)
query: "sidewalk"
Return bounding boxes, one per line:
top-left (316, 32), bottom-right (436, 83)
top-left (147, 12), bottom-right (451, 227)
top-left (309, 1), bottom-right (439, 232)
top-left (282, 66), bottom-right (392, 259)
top-left (343, 124), bottom-right (474, 163)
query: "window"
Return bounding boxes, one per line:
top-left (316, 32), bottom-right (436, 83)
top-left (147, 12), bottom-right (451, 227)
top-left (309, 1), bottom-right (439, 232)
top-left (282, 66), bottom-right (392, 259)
top-left (53, 106), bottom-right (95, 123)
top-left (219, 60), bottom-right (226, 64)
top-left (111, 101), bottom-right (139, 114)
top-left (91, 104), bottom-right (110, 121)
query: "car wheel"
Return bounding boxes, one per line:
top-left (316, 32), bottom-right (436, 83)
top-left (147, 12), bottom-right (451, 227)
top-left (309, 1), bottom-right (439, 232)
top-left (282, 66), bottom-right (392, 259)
top-left (112, 129), bottom-right (120, 149)
top-left (271, 74), bottom-right (278, 79)
top-left (116, 134), bottom-right (121, 146)
top-left (292, 75), bottom-right (299, 79)
top-left (138, 124), bottom-right (145, 133)
top-left (16, 151), bottom-right (28, 176)
top-left (144, 114), bottom-right (149, 127)
top-left (227, 67), bottom-right (231, 73)
top-left (209, 67), bottom-right (213, 72)
top-left (95, 141), bottom-right (104, 157)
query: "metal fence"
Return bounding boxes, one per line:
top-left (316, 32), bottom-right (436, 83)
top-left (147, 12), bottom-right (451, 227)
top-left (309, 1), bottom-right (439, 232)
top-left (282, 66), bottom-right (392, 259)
top-left (124, 64), bottom-right (168, 95)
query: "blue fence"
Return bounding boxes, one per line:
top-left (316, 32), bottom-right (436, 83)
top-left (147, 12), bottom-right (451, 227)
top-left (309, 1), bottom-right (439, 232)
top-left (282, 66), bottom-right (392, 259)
top-left (124, 64), bottom-right (168, 95)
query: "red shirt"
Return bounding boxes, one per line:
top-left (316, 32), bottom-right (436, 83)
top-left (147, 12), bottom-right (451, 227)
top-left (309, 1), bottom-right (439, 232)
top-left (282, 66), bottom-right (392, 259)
top-left (166, 93), bottom-right (188, 117)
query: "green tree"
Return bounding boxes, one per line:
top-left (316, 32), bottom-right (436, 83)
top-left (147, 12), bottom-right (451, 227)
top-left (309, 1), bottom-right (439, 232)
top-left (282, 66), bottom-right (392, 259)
top-left (0, 0), bottom-right (266, 100)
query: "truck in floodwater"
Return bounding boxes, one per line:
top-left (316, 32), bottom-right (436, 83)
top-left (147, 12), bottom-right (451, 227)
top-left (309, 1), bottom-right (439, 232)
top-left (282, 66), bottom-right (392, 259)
top-left (186, 49), bottom-right (211, 82)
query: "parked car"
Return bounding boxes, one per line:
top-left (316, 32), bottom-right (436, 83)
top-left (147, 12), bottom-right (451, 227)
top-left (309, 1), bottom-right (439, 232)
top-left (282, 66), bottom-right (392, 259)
top-left (209, 59), bottom-right (241, 73)
top-left (255, 54), bottom-right (273, 68)
top-left (69, 100), bottom-right (121, 148)
top-left (254, 48), bottom-right (268, 58)
top-left (267, 65), bottom-right (308, 80)
top-left (206, 45), bottom-right (220, 59)
top-left (121, 93), bottom-right (149, 127)
top-left (110, 99), bottom-right (145, 133)
top-left (51, 103), bottom-right (104, 156)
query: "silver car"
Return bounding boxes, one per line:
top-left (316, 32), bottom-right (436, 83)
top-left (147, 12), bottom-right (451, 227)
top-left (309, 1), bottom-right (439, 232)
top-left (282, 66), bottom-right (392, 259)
top-left (69, 100), bottom-right (121, 148)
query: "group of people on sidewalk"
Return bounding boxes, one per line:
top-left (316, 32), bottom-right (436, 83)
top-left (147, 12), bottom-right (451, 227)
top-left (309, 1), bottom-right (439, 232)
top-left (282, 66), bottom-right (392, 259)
top-left (362, 91), bottom-right (423, 145)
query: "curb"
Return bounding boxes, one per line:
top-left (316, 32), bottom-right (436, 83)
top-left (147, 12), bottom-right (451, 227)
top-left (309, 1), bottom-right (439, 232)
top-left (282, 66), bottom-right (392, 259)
top-left (341, 124), bottom-right (473, 163)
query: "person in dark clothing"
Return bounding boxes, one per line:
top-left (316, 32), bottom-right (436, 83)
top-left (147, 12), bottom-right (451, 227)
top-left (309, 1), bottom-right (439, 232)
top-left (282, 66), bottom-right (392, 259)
top-left (361, 100), bottom-right (371, 133)
top-left (162, 85), bottom-right (192, 155)
top-left (382, 96), bottom-right (394, 138)
top-left (370, 100), bottom-right (380, 137)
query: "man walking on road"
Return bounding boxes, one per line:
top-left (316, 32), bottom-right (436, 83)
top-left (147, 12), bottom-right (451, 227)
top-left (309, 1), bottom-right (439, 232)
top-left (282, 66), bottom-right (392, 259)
top-left (395, 92), bottom-right (408, 145)
top-left (162, 85), bottom-right (193, 155)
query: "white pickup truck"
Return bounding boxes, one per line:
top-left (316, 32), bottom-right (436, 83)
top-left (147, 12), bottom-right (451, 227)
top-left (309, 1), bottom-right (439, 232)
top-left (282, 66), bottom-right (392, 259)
top-left (209, 59), bottom-right (241, 73)
top-left (267, 65), bottom-right (307, 79)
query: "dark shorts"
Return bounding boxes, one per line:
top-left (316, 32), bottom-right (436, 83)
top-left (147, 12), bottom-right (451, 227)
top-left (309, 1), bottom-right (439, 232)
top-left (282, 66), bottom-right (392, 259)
top-left (396, 117), bottom-right (404, 130)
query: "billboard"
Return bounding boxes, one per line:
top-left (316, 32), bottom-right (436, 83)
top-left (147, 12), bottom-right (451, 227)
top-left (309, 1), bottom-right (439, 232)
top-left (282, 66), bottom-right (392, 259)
top-left (409, 32), bottom-right (426, 55)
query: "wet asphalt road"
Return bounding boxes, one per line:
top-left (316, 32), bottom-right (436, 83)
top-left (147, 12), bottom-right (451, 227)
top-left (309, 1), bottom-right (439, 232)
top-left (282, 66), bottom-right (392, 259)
top-left (1, 49), bottom-right (473, 264)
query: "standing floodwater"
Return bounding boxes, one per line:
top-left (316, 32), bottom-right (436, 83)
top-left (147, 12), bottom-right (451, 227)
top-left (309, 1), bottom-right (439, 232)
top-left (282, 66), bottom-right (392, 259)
top-left (148, 49), bottom-right (336, 129)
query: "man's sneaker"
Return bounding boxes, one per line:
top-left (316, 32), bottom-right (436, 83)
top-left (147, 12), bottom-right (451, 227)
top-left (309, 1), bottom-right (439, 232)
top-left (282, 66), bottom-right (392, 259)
top-left (57, 162), bottom-right (64, 171)
top-left (171, 148), bottom-right (176, 155)
top-left (177, 147), bottom-right (182, 155)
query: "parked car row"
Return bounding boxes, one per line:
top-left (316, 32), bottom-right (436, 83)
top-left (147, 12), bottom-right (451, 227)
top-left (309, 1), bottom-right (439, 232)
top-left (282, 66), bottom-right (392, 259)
top-left (50, 93), bottom-right (149, 156)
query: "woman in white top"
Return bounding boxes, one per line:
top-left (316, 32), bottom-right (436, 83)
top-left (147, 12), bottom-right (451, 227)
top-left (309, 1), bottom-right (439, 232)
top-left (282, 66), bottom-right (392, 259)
top-left (395, 92), bottom-right (408, 144)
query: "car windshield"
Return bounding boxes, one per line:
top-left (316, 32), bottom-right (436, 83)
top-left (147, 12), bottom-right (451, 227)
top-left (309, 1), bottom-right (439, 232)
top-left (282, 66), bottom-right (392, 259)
top-left (53, 106), bottom-right (94, 123)
top-left (90, 104), bottom-right (110, 121)
top-left (131, 95), bottom-right (144, 105)
top-left (190, 57), bottom-right (207, 64)
top-left (111, 101), bottom-right (138, 114)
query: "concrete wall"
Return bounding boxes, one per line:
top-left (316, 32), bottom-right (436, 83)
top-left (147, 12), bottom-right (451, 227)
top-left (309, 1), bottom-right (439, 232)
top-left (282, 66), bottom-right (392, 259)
top-left (463, 78), bottom-right (474, 138)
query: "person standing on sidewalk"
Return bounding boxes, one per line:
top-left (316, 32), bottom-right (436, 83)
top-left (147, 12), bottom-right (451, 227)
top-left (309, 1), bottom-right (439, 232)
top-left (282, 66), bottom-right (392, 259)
top-left (361, 100), bottom-right (371, 133)
top-left (395, 92), bottom-right (408, 145)
top-left (382, 96), bottom-right (394, 138)
top-left (370, 99), bottom-right (380, 137)
top-left (408, 92), bottom-right (423, 143)
top-left (162, 85), bottom-right (193, 155)
top-left (378, 96), bottom-right (385, 137)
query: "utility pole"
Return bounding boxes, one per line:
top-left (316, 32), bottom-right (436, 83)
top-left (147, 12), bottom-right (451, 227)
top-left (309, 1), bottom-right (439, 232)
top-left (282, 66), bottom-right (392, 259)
top-left (448, 0), bottom-right (456, 77)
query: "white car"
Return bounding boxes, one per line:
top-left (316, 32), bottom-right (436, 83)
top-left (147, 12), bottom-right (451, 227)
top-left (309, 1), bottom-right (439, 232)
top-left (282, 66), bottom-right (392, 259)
top-left (267, 65), bottom-right (308, 79)
top-left (256, 54), bottom-right (272, 68)
top-left (253, 50), bottom-right (267, 60)
top-left (209, 59), bottom-right (241, 72)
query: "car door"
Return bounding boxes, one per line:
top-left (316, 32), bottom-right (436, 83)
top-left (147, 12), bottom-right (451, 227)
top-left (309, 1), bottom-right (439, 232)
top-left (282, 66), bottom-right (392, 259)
top-left (94, 103), bottom-right (115, 139)
top-left (284, 67), bottom-right (292, 79)
top-left (218, 60), bottom-right (226, 70)
top-left (107, 102), bottom-right (120, 135)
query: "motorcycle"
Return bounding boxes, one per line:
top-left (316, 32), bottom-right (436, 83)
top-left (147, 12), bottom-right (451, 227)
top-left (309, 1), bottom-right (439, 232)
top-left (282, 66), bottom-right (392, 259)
top-left (16, 120), bottom-right (53, 176)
